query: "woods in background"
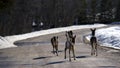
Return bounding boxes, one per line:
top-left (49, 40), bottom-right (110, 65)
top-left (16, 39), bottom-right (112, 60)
top-left (0, 0), bottom-right (120, 36)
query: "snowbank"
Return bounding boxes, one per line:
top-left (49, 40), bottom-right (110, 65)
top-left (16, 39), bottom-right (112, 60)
top-left (0, 24), bottom-right (106, 49)
top-left (86, 26), bottom-right (120, 49)
top-left (0, 36), bottom-right (17, 49)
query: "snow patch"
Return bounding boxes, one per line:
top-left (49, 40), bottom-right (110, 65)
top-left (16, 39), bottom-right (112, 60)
top-left (86, 26), bottom-right (120, 49)
top-left (96, 26), bottom-right (120, 49)
top-left (0, 36), bottom-right (17, 49)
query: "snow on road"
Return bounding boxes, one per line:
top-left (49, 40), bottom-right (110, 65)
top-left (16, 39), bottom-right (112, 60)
top-left (0, 24), bottom-right (106, 49)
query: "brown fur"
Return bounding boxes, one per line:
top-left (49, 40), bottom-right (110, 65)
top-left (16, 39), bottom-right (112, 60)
top-left (51, 36), bottom-right (58, 56)
top-left (64, 31), bottom-right (76, 61)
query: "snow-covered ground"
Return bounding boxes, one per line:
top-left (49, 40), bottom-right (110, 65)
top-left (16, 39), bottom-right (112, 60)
top-left (0, 24), bottom-right (107, 49)
top-left (86, 26), bottom-right (120, 49)
top-left (0, 36), bottom-right (17, 49)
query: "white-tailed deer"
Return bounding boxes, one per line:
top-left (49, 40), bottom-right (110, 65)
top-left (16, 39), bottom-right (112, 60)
top-left (51, 36), bottom-right (58, 56)
top-left (90, 28), bottom-right (98, 56)
top-left (64, 31), bottom-right (76, 61)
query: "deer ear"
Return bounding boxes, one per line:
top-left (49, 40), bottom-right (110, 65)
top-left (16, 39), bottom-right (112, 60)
top-left (94, 28), bottom-right (96, 30)
top-left (90, 28), bottom-right (93, 31)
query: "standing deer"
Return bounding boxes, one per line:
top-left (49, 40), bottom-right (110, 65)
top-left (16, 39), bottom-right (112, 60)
top-left (64, 31), bottom-right (76, 61)
top-left (90, 28), bottom-right (98, 56)
top-left (51, 36), bottom-right (59, 56)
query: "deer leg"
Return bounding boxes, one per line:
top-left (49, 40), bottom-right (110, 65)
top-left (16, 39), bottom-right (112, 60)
top-left (72, 47), bottom-right (76, 60)
top-left (64, 48), bottom-right (67, 59)
top-left (95, 44), bottom-right (98, 56)
top-left (94, 43), bottom-right (97, 56)
top-left (93, 48), bottom-right (95, 56)
top-left (93, 44), bottom-right (95, 56)
top-left (91, 44), bottom-right (94, 56)
top-left (53, 46), bottom-right (55, 54)
top-left (69, 49), bottom-right (71, 61)
top-left (92, 49), bottom-right (94, 56)
top-left (55, 46), bottom-right (58, 56)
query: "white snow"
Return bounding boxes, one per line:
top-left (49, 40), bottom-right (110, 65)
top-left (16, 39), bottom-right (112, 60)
top-left (96, 26), bottom-right (120, 49)
top-left (0, 36), bottom-right (17, 49)
top-left (0, 24), bottom-right (106, 49)
top-left (86, 26), bottom-right (120, 49)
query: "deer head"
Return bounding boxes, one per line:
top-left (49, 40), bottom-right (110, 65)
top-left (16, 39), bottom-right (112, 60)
top-left (90, 28), bottom-right (96, 36)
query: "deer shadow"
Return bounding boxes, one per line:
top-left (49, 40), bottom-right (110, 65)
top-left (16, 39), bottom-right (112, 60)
top-left (98, 66), bottom-right (117, 68)
top-left (51, 50), bottom-right (63, 53)
top-left (33, 56), bottom-right (52, 60)
top-left (43, 61), bottom-right (66, 66)
top-left (76, 55), bottom-right (90, 59)
top-left (15, 41), bottom-right (50, 46)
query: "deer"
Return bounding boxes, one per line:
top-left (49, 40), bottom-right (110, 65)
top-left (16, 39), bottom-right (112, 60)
top-left (64, 31), bottom-right (76, 61)
top-left (90, 28), bottom-right (98, 56)
top-left (51, 36), bottom-right (59, 56)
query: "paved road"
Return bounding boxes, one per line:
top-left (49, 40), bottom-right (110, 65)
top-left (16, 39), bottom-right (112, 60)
top-left (0, 27), bottom-right (120, 68)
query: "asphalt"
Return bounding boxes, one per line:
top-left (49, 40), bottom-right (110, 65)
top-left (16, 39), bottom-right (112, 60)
top-left (0, 26), bottom-right (120, 68)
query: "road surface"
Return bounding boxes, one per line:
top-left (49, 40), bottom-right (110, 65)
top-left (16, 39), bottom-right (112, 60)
top-left (0, 27), bottom-right (120, 68)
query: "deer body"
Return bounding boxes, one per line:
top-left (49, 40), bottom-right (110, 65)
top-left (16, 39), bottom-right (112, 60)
top-left (64, 31), bottom-right (76, 61)
top-left (90, 28), bottom-right (98, 56)
top-left (51, 36), bottom-right (58, 56)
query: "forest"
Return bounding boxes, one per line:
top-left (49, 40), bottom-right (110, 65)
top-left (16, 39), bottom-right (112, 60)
top-left (0, 0), bottom-right (120, 36)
